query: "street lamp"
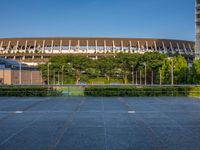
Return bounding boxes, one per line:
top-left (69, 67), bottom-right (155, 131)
top-left (140, 70), bottom-right (142, 85)
top-left (151, 70), bottom-right (154, 85)
top-left (31, 71), bottom-right (32, 85)
top-left (47, 63), bottom-right (50, 85)
top-left (171, 58), bottom-right (174, 86)
top-left (136, 71), bottom-right (138, 85)
top-left (143, 62), bottom-right (147, 86)
top-left (57, 71), bottom-right (60, 85)
top-left (19, 62), bottom-right (22, 85)
top-left (53, 71), bottom-right (56, 85)
top-left (62, 65), bottom-right (64, 85)
top-left (168, 57), bottom-right (174, 86)
top-left (131, 65), bottom-right (134, 85)
top-left (159, 68), bottom-right (162, 86)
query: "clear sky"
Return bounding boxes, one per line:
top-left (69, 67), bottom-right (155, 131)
top-left (0, 0), bottom-right (195, 41)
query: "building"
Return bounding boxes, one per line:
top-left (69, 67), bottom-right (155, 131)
top-left (196, 0), bottom-right (200, 59)
top-left (0, 37), bottom-right (195, 65)
top-left (0, 58), bottom-right (43, 85)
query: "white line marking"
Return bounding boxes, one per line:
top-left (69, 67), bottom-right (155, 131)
top-left (14, 111), bottom-right (23, 114)
top-left (128, 111), bottom-right (136, 114)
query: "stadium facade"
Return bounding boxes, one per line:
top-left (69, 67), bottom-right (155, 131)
top-left (196, 0), bottom-right (200, 59)
top-left (0, 37), bottom-right (195, 65)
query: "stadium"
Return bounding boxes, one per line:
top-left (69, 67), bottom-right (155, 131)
top-left (0, 37), bottom-right (195, 65)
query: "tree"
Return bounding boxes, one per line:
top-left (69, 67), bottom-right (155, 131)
top-left (190, 59), bottom-right (200, 84)
top-left (140, 52), bottom-right (167, 84)
top-left (115, 53), bottom-right (142, 84)
top-left (96, 57), bottom-right (116, 82)
top-left (160, 56), bottom-right (188, 84)
top-left (173, 55), bottom-right (188, 84)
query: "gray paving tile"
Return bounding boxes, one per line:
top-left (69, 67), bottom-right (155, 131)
top-left (0, 97), bottom-right (200, 150)
top-left (55, 127), bottom-right (105, 150)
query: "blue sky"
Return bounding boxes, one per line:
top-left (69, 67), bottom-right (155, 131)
top-left (0, 0), bottom-right (195, 41)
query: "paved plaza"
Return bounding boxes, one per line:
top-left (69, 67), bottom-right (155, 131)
top-left (0, 97), bottom-right (200, 150)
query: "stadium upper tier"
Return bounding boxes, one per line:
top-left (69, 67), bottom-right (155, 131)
top-left (0, 37), bottom-right (195, 55)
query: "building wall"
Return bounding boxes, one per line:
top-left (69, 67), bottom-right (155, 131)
top-left (0, 70), bottom-right (11, 84)
top-left (0, 69), bottom-right (43, 85)
top-left (196, 0), bottom-right (200, 59)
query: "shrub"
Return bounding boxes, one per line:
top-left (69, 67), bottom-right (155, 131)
top-left (84, 86), bottom-right (200, 97)
top-left (0, 86), bottom-right (62, 97)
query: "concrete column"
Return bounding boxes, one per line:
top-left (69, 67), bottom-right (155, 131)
top-left (129, 41), bottom-right (132, 53)
top-left (0, 41), bottom-right (3, 54)
top-left (154, 41), bottom-right (157, 51)
top-left (51, 40), bottom-right (54, 53)
top-left (146, 41), bottom-right (149, 51)
top-left (189, 44), bottom-right (193, 55)
top-left (177, 43), bottom-right (181, 54)
top-left (0, 41), bottom-right (3, 49)
top-left (137, 41), bottom-right (141, 52)
top-left (15, 41), bottom-right (19, 52)
top-left (121, 40), bottom-right (124, 52)
top-left (95, 40), bottom-right (98, 53)
top-left (170, 42), bottom-right (174, 54)
top-left (77, 40), bottom-right (80, 52)
top-left (13, 56), bottom-right (16, 60)
top-left (42, 40), bottom-right (45, 53)
top-left (112, 40), bottom-right (115, 53)
top-left (60, 40), bottom-right (62, 53)
top-left (7, 41), bottom-right (11, 53)
top-left (183, 43), bottom-right (187, 54)
top-left (162, 42), bottom-right (166, 53)
top-left (104, 40), bottom-right (107, 53)
top-left (33, 40), bottom-right (37, 52)
top-left (86, 40), bottom-right (89, 53)
top-left (25, 40), bottom-right (28, 53)
top-left (69, 40), bottom-right (71, 53)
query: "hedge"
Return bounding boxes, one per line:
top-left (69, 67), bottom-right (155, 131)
top-left (0, 86), bottom-right (62, 97)
top-left (84, 86), bottom-right (200, 97)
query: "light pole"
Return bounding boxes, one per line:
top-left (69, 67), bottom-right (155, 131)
top-left (47, 63), bottom-right (50, 85)
top-left (159, 68), bottom-right (162, 85)
top-left (31, 71), bottom-right (32, 85)
top-left (136, 71), bottom-right (138, 85)
top-left (53, 71), bottom-right (56, 85)
top-left (171, 58), bottom-right (174, 86)
top-left (58, 71), bottom-right (60, 85)
top-left (62, 65), bottom-right (64, 85)
top-left (19, 62), bottom-right (22, 85)
top-left (140, 70), bottom-right (142, 85)
top-left (131, 65), bottom-right (134, 85)
top-left (143, 62), bottom-right (147, 86)
top-left (151, 70), bottom-right (154, 85)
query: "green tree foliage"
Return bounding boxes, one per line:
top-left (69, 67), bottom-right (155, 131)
top-left (173, 56), bottom-right (188, 84)
top-left (190, 59), bottom-right (200, 84)
top-left (116, 53), bottom-right (142, 84)
top-left (160, 56), bottom-right (188, 84)
top-left (38, 53), bottom-right (197, 84)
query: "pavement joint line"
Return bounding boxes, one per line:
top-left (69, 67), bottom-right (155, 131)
top-left (101, 98), bottom-right (108, 150)
top-left (117, 97), bottom-right (167, 149)
top-left (0, 114), bottom-right (43, 147)
top-left (0, 100), bottom-right (44, 124)
top-left (162, 111), bottom-right (200, 139)
top-left (21, 100), bottom-right (44, 111)
top-left (47, 100), bottom-right (84, 150)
